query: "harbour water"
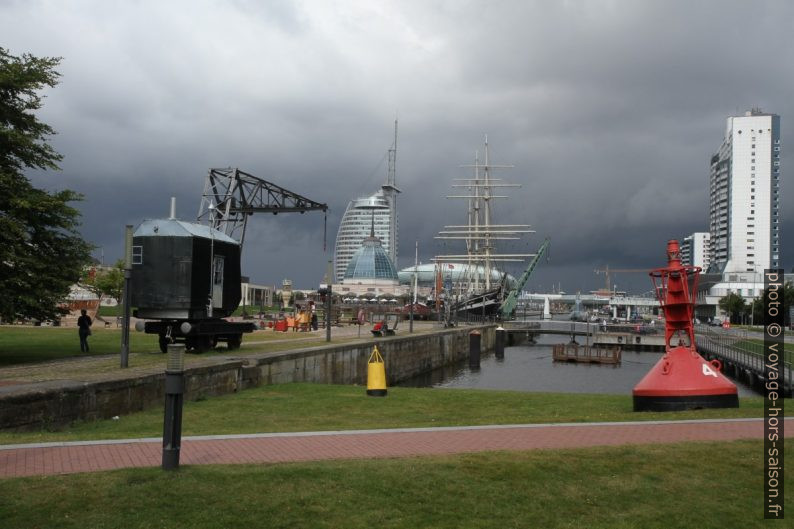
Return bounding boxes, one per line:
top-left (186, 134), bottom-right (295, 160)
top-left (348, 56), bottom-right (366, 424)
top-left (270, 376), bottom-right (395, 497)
top-left (398, 334), bottom-right (760, 397)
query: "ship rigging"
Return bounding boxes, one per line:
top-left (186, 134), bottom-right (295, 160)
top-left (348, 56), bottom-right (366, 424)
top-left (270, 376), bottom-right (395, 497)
top-left (433, 138), bottom-right (537, 315)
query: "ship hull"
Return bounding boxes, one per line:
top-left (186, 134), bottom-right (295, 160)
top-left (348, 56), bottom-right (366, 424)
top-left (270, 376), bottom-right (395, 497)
top-left (452, 288), bottom-right (503, 316)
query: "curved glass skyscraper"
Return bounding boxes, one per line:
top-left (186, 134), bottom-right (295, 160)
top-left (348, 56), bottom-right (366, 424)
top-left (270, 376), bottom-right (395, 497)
top-left (334, 189), bottom-right (398, 281)
top-left (334, 122), bottom-right (399, 282)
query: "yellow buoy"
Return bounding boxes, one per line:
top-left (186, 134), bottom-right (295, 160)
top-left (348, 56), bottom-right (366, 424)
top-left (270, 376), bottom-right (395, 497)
top-left (367, 345), bottom-right (387, 397)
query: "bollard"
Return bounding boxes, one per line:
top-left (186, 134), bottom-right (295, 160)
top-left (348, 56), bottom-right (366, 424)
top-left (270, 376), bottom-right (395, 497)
top-left (495, 327), bottom-right (505, 360)
top-left (469, 330), bottom-right (481, 369)
top-left (162, 343), bottom-right (185, 470)
top-left (366, 345), bottom-right (387, 396)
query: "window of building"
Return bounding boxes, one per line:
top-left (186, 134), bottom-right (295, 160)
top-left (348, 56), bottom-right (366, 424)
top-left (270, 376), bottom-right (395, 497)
top-left (132, 246), bottom-right (143, 265)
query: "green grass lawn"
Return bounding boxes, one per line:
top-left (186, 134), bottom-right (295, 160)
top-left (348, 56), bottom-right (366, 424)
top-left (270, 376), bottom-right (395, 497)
top-left (0, 325), bottom-right (162, 366)
top-left (96, 305), bottom-right (122, 318)
top-left (0, 383), bottom-right (773, 445)
top-left (729, 338), bottom-right (794, 364)
top-left (0, 439), bottom-right (787, 529)
top-left (0, 325), bottom-right (359, 368)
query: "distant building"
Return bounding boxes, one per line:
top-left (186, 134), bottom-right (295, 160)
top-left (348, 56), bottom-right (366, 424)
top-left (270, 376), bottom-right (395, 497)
top-left (397, 263), bottom-right (517, 297)
top-left (334, 190), bottom-right (397, 282)
top-left (334, 225), bottom-right (405, 297)
top-left (334, 122), bottom-right (399, 282)
top-left (708, 109), bottom-right (781, 274)
top-left (239, 277), bottom-right (274, 310)
top-left (680, 232), bottom-right (711, 270)
top-left (696, 109), bottom-right (782, 321)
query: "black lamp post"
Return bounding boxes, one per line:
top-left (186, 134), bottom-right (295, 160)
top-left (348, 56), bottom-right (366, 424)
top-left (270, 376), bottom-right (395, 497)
top-left (162, 342), bottom-right (185, 470)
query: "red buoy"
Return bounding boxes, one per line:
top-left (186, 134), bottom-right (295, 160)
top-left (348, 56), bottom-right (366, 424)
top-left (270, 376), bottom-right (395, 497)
top-left (633, 240), bottom-right (738, 411)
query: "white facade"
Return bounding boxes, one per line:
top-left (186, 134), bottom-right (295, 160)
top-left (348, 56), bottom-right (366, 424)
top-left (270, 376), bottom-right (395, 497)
top-left (680, 232), bottom-right (711, 270)
top-left (240, 281), bottom-right (274, 309)
top-left (708, 109), bottom-right (781, 274)
top-left (334, 189), bottom-right (398, 282)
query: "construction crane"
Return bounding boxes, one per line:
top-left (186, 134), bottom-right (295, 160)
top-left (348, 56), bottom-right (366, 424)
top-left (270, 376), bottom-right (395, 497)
top-left (500, 237), bottom-right (550, 318)
top-left (132, 168), bottom-right (327, 353)
top-left (593, 265), bottom-right (648, 295)
top-left (197, 167), bottom-right (328, 247)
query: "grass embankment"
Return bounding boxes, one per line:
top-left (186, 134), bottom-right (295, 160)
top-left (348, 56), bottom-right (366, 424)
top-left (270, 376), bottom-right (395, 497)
top-left (734, 338), bottom-right (794, 363)
top-left (0, 383), bottom-right (772, 445)
top-left (0, 439), bottom-right (788, 529)
top-left (0, 326), bottom-right (359, 368)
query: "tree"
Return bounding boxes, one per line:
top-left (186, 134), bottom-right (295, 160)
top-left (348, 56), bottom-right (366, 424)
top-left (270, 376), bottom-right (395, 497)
top-left (0, 48), bottom-right (93, 322)
top-left (80, 260), bottom-right (125, 304)
top-left (718, 292), bottom-right (745, 324)
top-left (749, 297), bottom-right (764, 326)
top-left (758, 280), bottom-right (794, 328)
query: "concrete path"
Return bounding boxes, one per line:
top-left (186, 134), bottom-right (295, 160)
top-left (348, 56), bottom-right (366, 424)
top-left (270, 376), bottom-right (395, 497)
top-left (2, 417), bottom-right (790, 479)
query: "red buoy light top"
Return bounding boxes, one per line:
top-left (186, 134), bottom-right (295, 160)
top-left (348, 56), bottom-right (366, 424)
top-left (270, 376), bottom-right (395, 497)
top-left (649, 240), bottom-right (701, 352)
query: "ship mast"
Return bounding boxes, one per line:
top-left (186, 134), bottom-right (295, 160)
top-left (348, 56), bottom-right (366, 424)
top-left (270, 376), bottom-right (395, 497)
top-left (434, 137), bottom-right (535, 293)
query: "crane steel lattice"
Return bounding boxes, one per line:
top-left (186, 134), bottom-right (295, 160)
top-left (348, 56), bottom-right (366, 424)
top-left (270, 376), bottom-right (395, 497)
top-left (197, 167), bottom-right (328, 247)
top-left (500, 237), bottom-right (550, 318)
top-left (594, 265), bottom-right (648, 294)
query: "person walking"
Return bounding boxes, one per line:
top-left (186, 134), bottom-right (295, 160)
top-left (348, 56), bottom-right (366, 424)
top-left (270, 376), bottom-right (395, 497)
top-left (309, 301), bottom-right (318, 331)
top-left (77, 309), bottom-right (92, 352)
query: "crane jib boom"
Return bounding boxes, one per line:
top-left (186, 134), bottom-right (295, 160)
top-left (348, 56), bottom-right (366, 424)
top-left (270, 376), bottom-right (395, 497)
top-left (500, 237), bottom-right (550, 318)
top-left (197, 167), bottom-right (328, 247)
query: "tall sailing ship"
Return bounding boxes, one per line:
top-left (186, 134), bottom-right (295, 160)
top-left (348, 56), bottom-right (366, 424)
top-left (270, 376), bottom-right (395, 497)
top-left (433, 138), bottom-right (535, 316)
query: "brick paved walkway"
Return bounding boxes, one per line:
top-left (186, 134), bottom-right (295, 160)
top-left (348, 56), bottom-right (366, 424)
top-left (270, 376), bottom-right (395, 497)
top-left (2, 417), bottom-right (789, 478)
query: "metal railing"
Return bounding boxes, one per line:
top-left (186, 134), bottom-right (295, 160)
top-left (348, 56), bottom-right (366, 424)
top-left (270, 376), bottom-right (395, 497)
top-left (696, 324), bottom-right (792, 393)
top-left (503, 319), bottom-right (662, 336)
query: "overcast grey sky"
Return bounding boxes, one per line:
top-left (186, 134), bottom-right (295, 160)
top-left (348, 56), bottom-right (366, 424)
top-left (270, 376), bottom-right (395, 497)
top-left (2, 0), bottom-right (792, 293)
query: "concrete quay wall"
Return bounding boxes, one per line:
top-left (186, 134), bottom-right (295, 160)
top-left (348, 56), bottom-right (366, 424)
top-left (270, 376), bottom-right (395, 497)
top-left (0, 326), bottom-right (495, 431)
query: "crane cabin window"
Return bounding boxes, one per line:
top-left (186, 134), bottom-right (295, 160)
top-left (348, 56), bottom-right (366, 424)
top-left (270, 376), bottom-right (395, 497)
top-left (132, 246), bottom-right (143, 265)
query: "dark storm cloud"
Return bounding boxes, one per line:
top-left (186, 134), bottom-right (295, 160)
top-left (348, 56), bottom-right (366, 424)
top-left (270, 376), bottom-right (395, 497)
top-left (2, 0), bottom-right (792, 291)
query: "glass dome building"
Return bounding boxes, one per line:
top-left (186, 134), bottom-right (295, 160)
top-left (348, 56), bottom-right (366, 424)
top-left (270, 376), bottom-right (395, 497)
top-left (335, 220), bottom-right (405, 298)
top-left (334, 122), bottom-right (400, 282)
top-left (334, 190), bottom-right (397, 282)
top-left (343, 234), bottom-right (399, 281)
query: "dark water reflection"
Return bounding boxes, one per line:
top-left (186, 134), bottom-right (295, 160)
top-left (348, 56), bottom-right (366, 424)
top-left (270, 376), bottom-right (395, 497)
top-left (398, 334), bottom-right (760, 397)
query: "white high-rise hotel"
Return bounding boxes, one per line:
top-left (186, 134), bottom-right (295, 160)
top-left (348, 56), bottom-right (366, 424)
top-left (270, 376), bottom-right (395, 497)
top-left (708, 109), bottom-right (781, 274)
top-left (680, 232), bottom-right (711, 270)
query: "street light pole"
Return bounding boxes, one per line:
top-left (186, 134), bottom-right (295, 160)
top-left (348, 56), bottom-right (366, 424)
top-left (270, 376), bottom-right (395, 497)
top-left (410, 241), bottom-right (417, 333)
top-left (325, 260), bottom-right (332, 343)
top-left (120, 225), bottom-right (133, 368)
